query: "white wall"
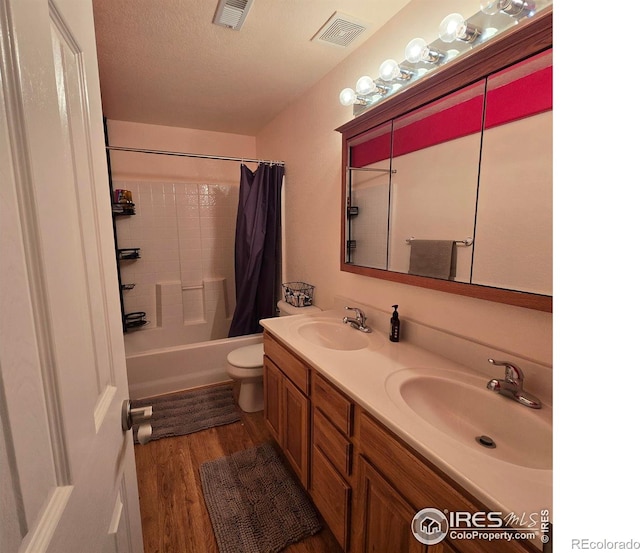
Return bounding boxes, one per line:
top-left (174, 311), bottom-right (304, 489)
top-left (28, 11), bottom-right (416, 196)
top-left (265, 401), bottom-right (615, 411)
top-left (256, 0), bottom-right (552, 366)
top-left (106, 120), bottom-right (257, 183)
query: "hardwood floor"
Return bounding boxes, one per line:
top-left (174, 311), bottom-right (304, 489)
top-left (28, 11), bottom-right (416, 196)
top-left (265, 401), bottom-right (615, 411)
top-left (133, 395), bottom-right (343, 553)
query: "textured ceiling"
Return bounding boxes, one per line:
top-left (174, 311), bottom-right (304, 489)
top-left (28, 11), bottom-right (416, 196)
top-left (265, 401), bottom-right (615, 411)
top-left (92, 0), bottom-right (414, 136)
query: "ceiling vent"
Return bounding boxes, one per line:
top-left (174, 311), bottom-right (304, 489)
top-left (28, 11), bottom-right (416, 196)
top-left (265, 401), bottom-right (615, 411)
top-left (212, 0), bottom-right (254, 30)
top-left (312, 12), bottom-right (369, 48)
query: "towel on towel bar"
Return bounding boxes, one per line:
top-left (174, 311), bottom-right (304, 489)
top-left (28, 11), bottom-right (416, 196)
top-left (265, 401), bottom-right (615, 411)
top-left (408, 240), bottom-right (457, 280)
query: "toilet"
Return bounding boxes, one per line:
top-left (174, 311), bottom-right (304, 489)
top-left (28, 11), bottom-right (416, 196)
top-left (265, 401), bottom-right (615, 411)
top-left (226, 300), bottom-right (320, 412)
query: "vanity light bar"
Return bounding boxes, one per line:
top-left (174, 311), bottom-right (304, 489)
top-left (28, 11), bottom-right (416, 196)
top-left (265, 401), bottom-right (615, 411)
top-left (339, 1), bottom-right (552, 116)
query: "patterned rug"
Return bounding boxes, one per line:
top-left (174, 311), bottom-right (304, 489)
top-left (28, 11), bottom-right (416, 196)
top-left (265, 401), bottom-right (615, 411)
top-left (199, 442), bottom-right (321, 553)
top-left (131, 384), bottom-right (241, 444)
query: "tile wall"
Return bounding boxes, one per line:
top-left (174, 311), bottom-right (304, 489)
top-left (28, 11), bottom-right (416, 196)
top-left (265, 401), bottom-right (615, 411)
top-left (114, 180), bottom-right (238, 336)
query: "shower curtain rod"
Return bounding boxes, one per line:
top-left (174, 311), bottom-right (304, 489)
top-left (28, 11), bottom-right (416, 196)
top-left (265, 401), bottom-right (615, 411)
top-left (106, 145), bottom-right (285, 166)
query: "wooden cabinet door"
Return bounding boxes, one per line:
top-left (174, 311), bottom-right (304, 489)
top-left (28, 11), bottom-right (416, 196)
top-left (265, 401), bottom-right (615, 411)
top-left (282, 377), bottom-right (310, 488)
top-left (354, 457), bottom-right (427, 553)
top-left (263, 357), bottom-right (282, 440)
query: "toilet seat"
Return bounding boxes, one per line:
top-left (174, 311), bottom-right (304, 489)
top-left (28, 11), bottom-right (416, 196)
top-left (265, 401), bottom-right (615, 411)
top-left (227, 344), bottom-right (263, 368)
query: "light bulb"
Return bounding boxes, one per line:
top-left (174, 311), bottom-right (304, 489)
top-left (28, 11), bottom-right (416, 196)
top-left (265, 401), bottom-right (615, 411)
top-left (439, 13), bottom-right (481, 43)
top-left (356, 76), bottom-right (377, 95)
top-left (439, 13), bottom-right (465, 43)
top-left (406, 38), bottom-right (446, 65)
top-left (339, 87), bottom-right (369, 107)
top-left (405, 38), bottom-right (427, 63)
top-left (379, 59), bottom-right (401, 81)
top-left (378, 59), bottom-right (414, 82)
top-left (339, 88), bottom-right (357, 106)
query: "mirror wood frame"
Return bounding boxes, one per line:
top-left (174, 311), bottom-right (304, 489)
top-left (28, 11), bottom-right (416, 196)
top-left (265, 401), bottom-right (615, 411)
top-left (337, 9), bottom-right (553, 313)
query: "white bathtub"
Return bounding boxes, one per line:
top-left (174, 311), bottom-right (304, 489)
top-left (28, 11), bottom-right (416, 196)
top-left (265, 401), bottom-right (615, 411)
top-left (125, 333), bottom-right (263, 399)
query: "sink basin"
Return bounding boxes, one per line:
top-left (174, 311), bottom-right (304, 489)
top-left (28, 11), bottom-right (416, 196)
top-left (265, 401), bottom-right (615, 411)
top-left (295, 320), bottom-right (370, 351)
top-left (386, 369), bottom-right (552, 470)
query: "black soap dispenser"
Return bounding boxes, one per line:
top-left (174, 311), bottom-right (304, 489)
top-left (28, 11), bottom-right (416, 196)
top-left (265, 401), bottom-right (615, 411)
top-left (390, 305), bottom-right (400, 342)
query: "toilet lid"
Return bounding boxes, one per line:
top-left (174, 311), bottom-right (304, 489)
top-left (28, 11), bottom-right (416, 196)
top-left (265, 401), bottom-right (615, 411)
top-left (227, 344), bottom-right (264, 368)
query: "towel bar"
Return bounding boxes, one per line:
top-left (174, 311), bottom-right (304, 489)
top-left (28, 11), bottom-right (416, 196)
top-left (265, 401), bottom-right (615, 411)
top-left (405, 237), bottom-right (473, 247)
top-left (347, 166), bottom-right (397, 174)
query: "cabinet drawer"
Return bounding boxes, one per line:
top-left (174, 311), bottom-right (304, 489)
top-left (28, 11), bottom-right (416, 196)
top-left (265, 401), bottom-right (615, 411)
top-left (311, 445), bottom-right (351, 551)
top-left (313, 408), bottom-right (352, 477)
top-left (264, 332), bottom-right (310, 395)
top-left (313, 373), bottom-right (353, 436)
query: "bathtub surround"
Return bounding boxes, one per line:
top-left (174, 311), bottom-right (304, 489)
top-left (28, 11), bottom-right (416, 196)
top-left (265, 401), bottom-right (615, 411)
top-left (115, 178), bottom-right (237, 341)
top-left (199, 442), bottom-right (322, 553)
top-left (107, 120), bottom-right (258, 352)
top-left (130, 384), bottom-right (240, 444)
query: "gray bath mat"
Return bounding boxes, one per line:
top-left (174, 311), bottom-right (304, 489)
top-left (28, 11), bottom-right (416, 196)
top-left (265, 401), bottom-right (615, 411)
top-left (199, 442), bottom-right (321, 553)
top-left (131, 384), bottom-right (241, 444)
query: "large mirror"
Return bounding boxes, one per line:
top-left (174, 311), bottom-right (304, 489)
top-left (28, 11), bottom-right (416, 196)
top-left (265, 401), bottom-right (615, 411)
top-left (472, 49), bottom-right (552, 295)
top-left (339, 12), bottom-right (552, 312)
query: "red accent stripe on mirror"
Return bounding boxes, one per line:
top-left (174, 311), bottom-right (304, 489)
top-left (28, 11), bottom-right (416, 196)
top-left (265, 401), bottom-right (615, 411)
top-left (485, 65), bottom-right (552, 129)
top-left (349, 49), bottom-right (552, 168)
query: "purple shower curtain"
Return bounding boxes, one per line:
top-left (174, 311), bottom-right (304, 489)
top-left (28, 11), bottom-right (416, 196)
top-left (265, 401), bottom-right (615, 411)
top-left (228, 163), bottom-right (283, 337)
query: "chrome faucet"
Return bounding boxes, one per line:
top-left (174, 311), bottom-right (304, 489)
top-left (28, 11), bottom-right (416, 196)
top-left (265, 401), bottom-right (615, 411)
top-left (343, 306), bottom-right (372, 333)
top-left (486, 359), bottom-right (542, 409)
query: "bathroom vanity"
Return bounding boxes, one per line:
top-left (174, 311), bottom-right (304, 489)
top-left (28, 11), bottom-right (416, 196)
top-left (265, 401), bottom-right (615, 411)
top-left (260, 307), bottom-right (551, 552)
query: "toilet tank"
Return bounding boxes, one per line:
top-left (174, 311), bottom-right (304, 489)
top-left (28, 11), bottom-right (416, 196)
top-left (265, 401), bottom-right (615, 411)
top-left (277, 300), bottom-right (321, 317)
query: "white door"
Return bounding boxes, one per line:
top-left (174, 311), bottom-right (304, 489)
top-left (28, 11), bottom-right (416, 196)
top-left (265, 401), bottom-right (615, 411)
top-left (0, 0), bottom-right (143, 551)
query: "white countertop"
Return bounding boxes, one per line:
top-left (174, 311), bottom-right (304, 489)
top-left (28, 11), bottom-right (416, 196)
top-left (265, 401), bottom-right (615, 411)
top-left (260, 308), bottom-right (552, 548)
